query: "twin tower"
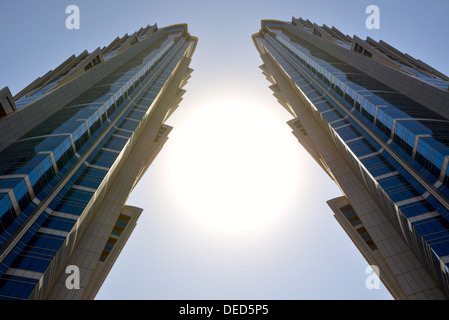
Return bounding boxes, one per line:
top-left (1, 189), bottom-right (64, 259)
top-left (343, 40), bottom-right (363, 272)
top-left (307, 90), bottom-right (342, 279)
top-left (0, 18), bottom-right (448, 300)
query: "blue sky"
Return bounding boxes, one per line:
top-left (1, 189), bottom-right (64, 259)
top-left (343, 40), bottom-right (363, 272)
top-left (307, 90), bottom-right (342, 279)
top-left (1, 0), bottom-right (449, 300)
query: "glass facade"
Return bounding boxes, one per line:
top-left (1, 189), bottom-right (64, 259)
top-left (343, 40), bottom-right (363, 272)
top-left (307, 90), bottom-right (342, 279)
top-left (0, 24), bottom-right (197, 299)
top-left (254, 20), bottom-right (449, 298)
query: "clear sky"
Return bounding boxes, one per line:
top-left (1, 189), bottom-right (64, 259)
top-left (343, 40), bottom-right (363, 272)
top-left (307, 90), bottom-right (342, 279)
top-left (1, 0), bottom-right (449, 300)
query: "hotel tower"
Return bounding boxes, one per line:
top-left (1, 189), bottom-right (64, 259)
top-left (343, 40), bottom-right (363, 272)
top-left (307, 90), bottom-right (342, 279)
top-left (253, 18), bottom-right (449, 299)
top-left (0, 23), bottom-right (197, 299)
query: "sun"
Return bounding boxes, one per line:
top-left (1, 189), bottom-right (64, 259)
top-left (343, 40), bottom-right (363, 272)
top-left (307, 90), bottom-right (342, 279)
top-left (164, 96), bottom-right (302, 234)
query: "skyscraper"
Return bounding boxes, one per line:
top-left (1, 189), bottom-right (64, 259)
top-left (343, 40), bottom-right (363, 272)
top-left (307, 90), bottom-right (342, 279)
top-left (253, 18), bottom-right (449, 299)
top-left (0, 23), bottom-right (197, 299)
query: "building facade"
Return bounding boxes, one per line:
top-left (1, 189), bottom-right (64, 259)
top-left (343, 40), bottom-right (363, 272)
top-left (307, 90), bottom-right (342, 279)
top-left (253, 18), bottom-right (449, 299)
top-left (0, 23), bottom-right (197, 299)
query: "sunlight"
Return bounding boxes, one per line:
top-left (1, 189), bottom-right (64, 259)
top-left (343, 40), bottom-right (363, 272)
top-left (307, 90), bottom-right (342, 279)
top-left (165, 95), bottom-right (303, 234)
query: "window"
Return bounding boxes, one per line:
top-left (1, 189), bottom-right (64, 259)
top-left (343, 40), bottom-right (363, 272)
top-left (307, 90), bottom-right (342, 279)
top-left (357, 227), bottom-right (377, 251)
top-left (354, 43), bottom-right (364, 53)
top-left (341, 204), bottom-right (362, 227)
top-left (111, 214), bottom-right (131, 237)
top-left (99, 237), bottom-right (118, 262)
top-left (84, 55), bottom-right (102, 71)
top-left (363, 50), bottom-right (373, 58)
top-left (354, 43), bottom-right (372, 58)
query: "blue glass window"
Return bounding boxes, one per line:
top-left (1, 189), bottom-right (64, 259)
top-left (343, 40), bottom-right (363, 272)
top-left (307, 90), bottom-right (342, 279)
top-left (377, 174), bottom-right (421, 202)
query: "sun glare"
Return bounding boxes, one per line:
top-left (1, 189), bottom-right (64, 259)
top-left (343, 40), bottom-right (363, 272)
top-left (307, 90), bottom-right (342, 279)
top-left (165, 96), bottom-right (303, 234)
